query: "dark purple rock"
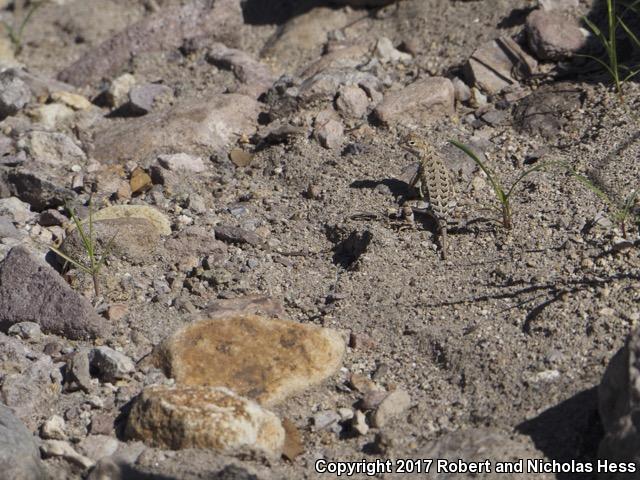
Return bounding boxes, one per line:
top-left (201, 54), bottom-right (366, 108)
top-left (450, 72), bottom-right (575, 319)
top-left (0, 246), bottom-right (110, 339)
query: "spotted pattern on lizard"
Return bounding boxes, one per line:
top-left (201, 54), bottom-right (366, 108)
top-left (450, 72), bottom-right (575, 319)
top-left (399, 134), bottom-right (457, 259)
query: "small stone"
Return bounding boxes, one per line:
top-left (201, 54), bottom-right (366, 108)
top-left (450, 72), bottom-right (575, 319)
top-left (351, 410), bottom-right (369, 435)
top-left (0, 70), bottom-right (32, 120)
top-left (372, 389), bottom-right (411, 428)
top-left (229, 147), bottom-right (253, 167)
top-left (126, 83), bottom-right (173, 115)
top-left (314, 118), bottom-right (344, 149)
top-left (71, 173), bottom-right (84, 191)
top-left (214, 225), bottom-right (262, 246)
top-left (337, 408), bottom-right (354, 421)
top-left (38, 209), bottom-right (67, 227)
top-left (0, 197), bottom-right (34, 223)
top-left (526, 9), bottom-right (588, 60)
top-left (89, 346), bottom-right (135, 383)
top-left (360, 389), bottom-right (390, 410)
top-left (125, 385), bottom-right (285, 455)
top-left (7, 321), bottom-right (42, 340)
top-left (452, 76), bottom-right (471, 102)
top-left (28, 103), bottom-right (74, 129)
top-left (40, 440), bottom-right (94, 469)
top-left (375, 37), bottom-right (412, 63)
top-left (539, 0), bottom-right (579, 10)
top-left (313, 410), bottom-right (341, 431)
top-left (50, 91), bottom-right (92, 110)
top-left (336, 85), bottom-right (369, 118)
top-left (373, 77), bottom-right (454, 126)
top-left (464, 37), bottom-right (537, 94)
top-left (188, 194), bottom-right (207, 214)
top-left (106, 304), bottom-right (128, 321)
top-left (90, 413), bottom-right (116, 436)
top-left (77, 435), bottom-right (119, 461)
top-left (5, 170), bottom-right (77, 211)
top-left (40, 415), bottom-right (67, 440)
top-left (65, 350), bottom-right (93, 393)
top-left (157, 152), bottom-right (206, 173)
top-left (130, 167), bottom-right (152, 195)
top-left (115, 181), bottom-right (132, 200)
top-left (102, 73), bottom-right (136, 108)
top-left (0, 216), bottom-right (18, 238)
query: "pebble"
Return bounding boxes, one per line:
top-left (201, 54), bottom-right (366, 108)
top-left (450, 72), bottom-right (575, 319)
top-left (336, 84), bottom-right (369, 118)
top-left (313, 410), bottom-right (341, 431)
top-left (229, 147), bottom-right (253, 167)
top-left (40, 415), bottom-right (67, 440)
top-left (375, 37), bottom-right (412, 64)
top-left (89, 347), bottom-right (135, 383)
top-left (157, 152), bottom-right (206, 173)
top-left (102, 73), bottom-right (136, 108)
top-left (127, 83), bottom-right (173, 114)
top-left (526, 9), bottom-right (588, 60)
top-left (214, 225), bottom-right (262, 246)
top-left (7, 321), bottom-right (42, 340)
top-left (351, 410), bottom-right (369, 435)
top-left (314, 115), bottom-right (344, 150)
top-left (40, 440), bottom-right (94, 469)
top-left (130, 167), bottom-right (153, 195)
top-left (371, 389), bottom-right (411, 428)
top-left (452, 76), bottom-right (471, 102)
top-left (0, 70), bottom-right (32, 120)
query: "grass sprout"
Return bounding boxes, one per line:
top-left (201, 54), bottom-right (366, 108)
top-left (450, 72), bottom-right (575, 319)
top-left (1, 0), bottom-right (48, 55)
top-left (582, 0), bottom-right (640, 101)
top-left (49, 199), bottom-right (117, 298)
top-left (450, 140), bottom-right (549, 230)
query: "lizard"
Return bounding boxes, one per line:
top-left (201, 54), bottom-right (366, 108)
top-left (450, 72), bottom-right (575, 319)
top-left (399, 133), bottom-right (457, 260)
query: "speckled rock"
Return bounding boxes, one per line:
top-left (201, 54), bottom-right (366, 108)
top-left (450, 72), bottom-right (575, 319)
top-left (526, 9), bottom-right (588, 60)
top-left (125, 385), bottom-right (285, 455)
top-left (152, 313), bottom-right (345, 406)
top-left (0, 403), bottom-right (46, 479)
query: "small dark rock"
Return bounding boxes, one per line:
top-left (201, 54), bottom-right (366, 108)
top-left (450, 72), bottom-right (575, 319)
top-left (0, 70), bottom-right (32, 120)
top-left (5, 170), bottom-right (76, 211)
top-left (214, 225), bottom-right (262, 246)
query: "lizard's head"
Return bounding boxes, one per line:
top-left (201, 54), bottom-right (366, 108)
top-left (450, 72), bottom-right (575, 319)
top-left (399, 134), bottom-right (426, 156)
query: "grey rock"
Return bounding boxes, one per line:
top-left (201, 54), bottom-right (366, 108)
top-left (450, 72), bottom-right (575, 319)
top-left (312, 410), bottom-right (341, 431)
top-left (214, 225), bottom-right (262, 246)
top-left (77, 434), bottom-right (119, 461)
top-left (0, 403), bottom-right (46, 480)
top-left (41, 439), bottom-right (94, 469)
top-left (336, 84), bottom-right (369, 118)
top-left (93, 93), bottom-right (260, 164)
top-left (7, 322), bottom-right (42, 340)
top-left (452, 76), bottom-right (471, 102)
top-left (40, 414), bottom-right (67, 440)
top-left (64, 349), bottom-right (92, 393)
top-left (598, 327), bottom-right (640, 474)
top-left (464, 37), bottom-right (538, 94)
top-left (157, 153), bottom-right (206, 173)
top-left (38, 209), bottom-right (68, 227)
top-left (314, 118), bottom-right (344, 149)
top-left (0, 216), bottom-right (18, 238)
top-left (375, 37), bottom-right (412, 64)
top-left (373, 77), bottom-right (454, 126)
top-left (0, 245), bottom-right (110, 339)
top-left (89, 347), bottom-right (135, 383)
top-left (539, 0), bottom-right (579, 10)
top-left (0, 333), bottom-right (62, 429)
top-left (371, 389), bottom-right (411, 428)
top-left (0, 70), bottom-right (32, 120)
top-left (206, 42), bottom-right (276, 98)
top-left (0, 197), bottom-right (35, 224)
top-left (4, 170), bottom-right (76, 211)
top-left (299, 68), bottom-right (382, 104)
top-left (526, 9), bottom-right (587, 60)
top-left (481, 109), bottom-right (511, 127)
top-left (187, 194), bottom-right (207, 214)
top-left (18, 131), bottom-right (86, 166)
top-left (126, 83), bottom-right (173, 115)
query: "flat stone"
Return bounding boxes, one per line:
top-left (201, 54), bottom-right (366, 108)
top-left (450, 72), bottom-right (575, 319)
top-left (93, 93), bottom-right (260, 165)
top-left (526, 9), bottom-right (588, 60)
top-left (158, 153), bottom-right (206, 173)
top-left (206, 43), bottom-right (276, 98)
top-left (229, 148), bottom-right (253, 167)
top-left (336, 84), bottom-right (369, 118)
top-left (214, 225), bottom-right (262, 246)
top-left (7, 321), bottom-right (42, 340)
top-left (0, 216), bottom-right (18, 238)
top-left (4, 170), bottom-right (76, 211)
top-left (0, 245), bottom-right (109, 339)
top-left (90, 204), bottom-right (171, 235)
top-left (299, 68), bottom-right (382, 104)
top-left (41, 439), bottom-right (94, 469)
top-left (18, 130), bottom-right (86, 166)
top-left (373, 77), bottom-right (454, 126)
top-left (126, 83), bottom-right (173, 115)
top-left (125, 384), bottom-right (285, 455)
top-left (89, 346), bottom-right (135, 383)
top-left (0, 197), bottom-right (34, 223)
top-left (464, 37), bottom-right (538, 95)
top-left (204, 295), bottom-right (286, 319)
top-left (371, 389), bottom-right (411, 428)
top-left (314, 118), bottom-right (344, 149)
top-left (50, 91), bottom-right (93, 110)
top-left (130, 167), bottom-right (152, 195)
top-left (0, 403), bottom-right (46, 479)
top-left (0, 69), bottom-right (32, 120)
top-left (152, 313), bottom-right (345, 406)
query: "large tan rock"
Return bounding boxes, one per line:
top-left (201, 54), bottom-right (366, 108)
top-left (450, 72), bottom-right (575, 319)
top-left (125, 385), bottom-right (284, 456)
top-left (92, 93), bottom-right (260, 164)
top-left (153, 313), bottom-right (345, 406)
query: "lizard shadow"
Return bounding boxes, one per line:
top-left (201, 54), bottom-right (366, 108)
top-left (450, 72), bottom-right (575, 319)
top-left (349, 178), bottom-right (412, 201)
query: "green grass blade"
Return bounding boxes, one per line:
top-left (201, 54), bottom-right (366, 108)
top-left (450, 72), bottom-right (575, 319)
top-left (94, 232), bottom-right (118, 273)
top-left (619, 16), bottom-right (640, 49)
top-left (449, 140), bottom-right (506, 202)
top-left (49, 245), bottom-right (91, 274)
